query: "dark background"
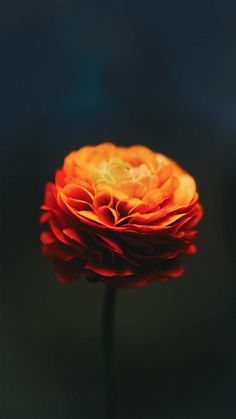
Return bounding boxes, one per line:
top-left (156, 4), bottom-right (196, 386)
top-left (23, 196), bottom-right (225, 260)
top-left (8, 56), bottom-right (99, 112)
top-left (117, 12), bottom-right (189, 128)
top-left (1, 1), bottom-right (235, 418)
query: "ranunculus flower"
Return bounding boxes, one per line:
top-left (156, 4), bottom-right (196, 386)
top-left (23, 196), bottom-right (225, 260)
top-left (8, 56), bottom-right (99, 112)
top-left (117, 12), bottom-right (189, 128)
top-left (40, 143), bottom-right (203, 288)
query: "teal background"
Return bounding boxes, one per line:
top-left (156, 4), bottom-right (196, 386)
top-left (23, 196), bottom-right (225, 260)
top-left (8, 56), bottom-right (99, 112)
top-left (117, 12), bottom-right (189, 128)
top-left (0, 1), bottom-right (235, 418)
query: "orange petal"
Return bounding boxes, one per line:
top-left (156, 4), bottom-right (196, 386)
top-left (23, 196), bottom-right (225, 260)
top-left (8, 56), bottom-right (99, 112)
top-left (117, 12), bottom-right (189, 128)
top-left (67, 198), bottom-right (92, 211)
top-left (95, 182), bottom-right (129, 201)
top-left (161, 176), bottom-right (179, 196)
top-left (63, 184), bottom-right (93, 202)
top-left (157, 164), bottom-right (173, 185)
top-left (128, 209), bottom-right (168, 225)
top-left (119, 145), bottom-right (158, 172)
top-left (96, 206), bottom-right (118, 225)
top-left (93, 190), bottom-right (113, 210)
top-left (173, 174), bottom-right (196, 205)
top-left (109, 163), bottom-right (131, 183)
top-left (156, 212), bottom-right (187, 227)
top-left (116, 198), bottom-right (145, 216)
top-left (89, 143), bottom-right (117, 165)
top-left (64, 147), bottom-right (93, 170)
top-left (141, 175), bottom-right (158, 190)
top-left (143, 188), bottom-right (164, 206)
top-left (78, 210), bottom-right (104, 225)
top-left (118, 180), bottom-right (146, 198)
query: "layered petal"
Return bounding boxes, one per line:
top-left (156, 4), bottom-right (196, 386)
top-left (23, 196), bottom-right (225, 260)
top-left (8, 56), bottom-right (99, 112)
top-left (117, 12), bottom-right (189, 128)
top-left (40, 143), bottom-right (203, 288)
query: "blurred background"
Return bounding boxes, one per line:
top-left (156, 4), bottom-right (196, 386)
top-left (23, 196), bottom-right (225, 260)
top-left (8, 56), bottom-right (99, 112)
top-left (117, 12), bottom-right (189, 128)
top-left (0, 1), bottom-right (235, 418)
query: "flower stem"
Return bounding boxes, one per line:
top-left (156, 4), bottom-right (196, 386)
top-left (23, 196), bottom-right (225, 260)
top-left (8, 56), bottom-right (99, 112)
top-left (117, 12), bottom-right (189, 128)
top-left (102, 285), bottom-right (116, 419)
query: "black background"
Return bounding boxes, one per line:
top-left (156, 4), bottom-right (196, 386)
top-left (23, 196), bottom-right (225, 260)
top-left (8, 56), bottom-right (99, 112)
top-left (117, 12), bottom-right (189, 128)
top-left (1, 1), bottom-right (235, 418)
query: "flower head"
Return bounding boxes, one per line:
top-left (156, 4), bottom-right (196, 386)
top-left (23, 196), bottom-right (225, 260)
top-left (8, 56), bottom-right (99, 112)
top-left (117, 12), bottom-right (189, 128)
top-left (40, 143), bottom-right (203, 288)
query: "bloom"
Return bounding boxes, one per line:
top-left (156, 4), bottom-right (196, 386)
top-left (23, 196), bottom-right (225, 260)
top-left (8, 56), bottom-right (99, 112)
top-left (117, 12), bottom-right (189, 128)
top-left (40, 143), bottom-right (203, 288)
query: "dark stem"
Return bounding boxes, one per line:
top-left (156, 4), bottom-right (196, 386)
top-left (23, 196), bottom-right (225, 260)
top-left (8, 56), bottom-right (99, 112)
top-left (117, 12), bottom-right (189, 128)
top-left (102, 286), bottom-right (117, 419)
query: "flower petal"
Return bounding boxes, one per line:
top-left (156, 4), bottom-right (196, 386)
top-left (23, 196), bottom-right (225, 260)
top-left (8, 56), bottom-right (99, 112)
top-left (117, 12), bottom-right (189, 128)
top-left (96, 206), bottom-right (118, 225)
top-left (118, 180), bottom-right (146, 198)
top-left (63, 184), bottom-right (93, 202)
top-left (40, 231), bottom-right (56, 244)
top-left (93, 190), bottom-right (113, 210)
top-left (85, 262), bottom-right (135, 277)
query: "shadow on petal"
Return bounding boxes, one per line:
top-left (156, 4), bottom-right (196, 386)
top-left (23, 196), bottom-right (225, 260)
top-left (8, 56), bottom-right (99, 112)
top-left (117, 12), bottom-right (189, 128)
top-left (86, 259), bottom-right (184, 289)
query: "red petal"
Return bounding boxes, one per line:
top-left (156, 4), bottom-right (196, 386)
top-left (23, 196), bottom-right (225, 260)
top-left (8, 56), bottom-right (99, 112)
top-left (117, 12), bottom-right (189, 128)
top-left (63, 227), bottom-right (86, 247)
top-left (42, 243), bottom-right (75, 261)
top-left (96, 234), bottom-right (124, 255)
top-left (85, 262), bottom-right (135, 277)
top-left (40, 231), bottom-right (56, 244)
top-left (54, 259), bottom-right (84, 284)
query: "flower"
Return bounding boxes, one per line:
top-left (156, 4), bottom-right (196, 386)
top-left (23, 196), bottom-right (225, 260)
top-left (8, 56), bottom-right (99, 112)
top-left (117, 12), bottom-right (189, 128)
top-left (40, 143), bottom-right (203, 288)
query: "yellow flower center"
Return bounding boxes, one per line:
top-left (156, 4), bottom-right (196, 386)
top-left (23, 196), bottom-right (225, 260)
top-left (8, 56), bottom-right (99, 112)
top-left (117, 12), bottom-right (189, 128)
top-left (90, 158), bottom-right (158, 198)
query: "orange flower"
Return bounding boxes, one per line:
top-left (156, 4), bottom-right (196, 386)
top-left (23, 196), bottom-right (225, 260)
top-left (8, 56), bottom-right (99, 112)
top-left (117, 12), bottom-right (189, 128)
top-left (40, 143), bottom-right (203, 288)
